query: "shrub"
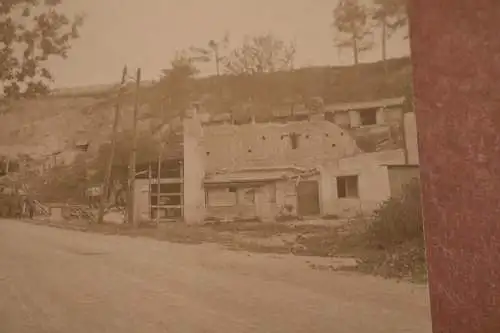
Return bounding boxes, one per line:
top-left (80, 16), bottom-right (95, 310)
top-left (342, 178), bottom-right (427, 282)
top-left (366, 178), bottom-right (423, 250)
top-left (30, 164), bottom-right (88, 204)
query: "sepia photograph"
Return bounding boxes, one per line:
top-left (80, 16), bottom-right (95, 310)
top-left (0, 1), bottom-right (498, 332)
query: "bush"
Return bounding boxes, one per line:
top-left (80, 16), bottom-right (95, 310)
top-left (342, 178), bottom-right (427, 282)
top-left (367, 178), bottom-right (423, 250)
top-left (30, 164), bottom-right (88, 204)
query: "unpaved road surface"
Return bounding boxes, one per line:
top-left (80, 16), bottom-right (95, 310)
top-left (0, 219), bottom-right (432, 333)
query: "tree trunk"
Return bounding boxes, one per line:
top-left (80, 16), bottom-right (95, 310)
top-left (382, 17), bottom-right (388, 76)
top-left (214, 48), bottom-right (220, 77)
top-left (353, 38), bottom-right (359, 65)
top-left (214, 49), bottom-right (223, 105)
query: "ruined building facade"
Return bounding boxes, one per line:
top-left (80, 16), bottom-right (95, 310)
top-left (133, 97), bottom-right (419, 224)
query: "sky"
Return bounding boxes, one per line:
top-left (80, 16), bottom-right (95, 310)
top-left (48, 0), bottom-right (410, 89)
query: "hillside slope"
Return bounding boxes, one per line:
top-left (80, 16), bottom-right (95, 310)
top-left (0, 57), bottom-right (412, 162)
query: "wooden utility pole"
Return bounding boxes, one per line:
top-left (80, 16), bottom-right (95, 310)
top-left (127, 68), bottom-right (141, 228)
top-left (97, 66), bottom-right (128, 224)
top-left (147, 162), bottom-right (152, 223)
top-left (156, 142), bottom-right (162, 226)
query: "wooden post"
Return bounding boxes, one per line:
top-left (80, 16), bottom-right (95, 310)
top-left (97, 66), bottom-right (128, 224)
top-left (156, 143), bottom-right (162, 226)
top-left (127, 68), bottom-right (141, 228)
top-left (147, 162), bottom-right (152, 223)
top-left (180, 160), bottom-right (184, 219)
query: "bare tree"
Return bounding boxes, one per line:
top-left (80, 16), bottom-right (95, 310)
top-left (332, 0), bottom-right (373, 65)
top-left (222, 33), bottom-right (296, 75)
top-left (372, 0), bottom-right (408, 72)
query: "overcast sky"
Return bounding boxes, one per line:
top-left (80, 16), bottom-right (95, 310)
top-left (48, 0), bottom-right (410, 88)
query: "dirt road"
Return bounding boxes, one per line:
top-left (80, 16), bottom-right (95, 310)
top-left (0, 219), bottom-right (432, 333)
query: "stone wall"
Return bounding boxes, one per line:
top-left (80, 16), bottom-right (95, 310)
top-left (202, 120), bottom-right (361, 172)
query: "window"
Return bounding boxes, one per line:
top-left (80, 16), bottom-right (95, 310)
top-left (207, 187), bottom-right (237, 207)
top-left (337, 175), bottom-right (359, 198)
top-left (359, 108), bottom-right (378, 126)
top-left (76, 143), bottom-right (89, 152)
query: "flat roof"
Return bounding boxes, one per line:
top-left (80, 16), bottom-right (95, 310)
top-left (384, 164), bottom-right (419, 168)
top-left (325, 97), bottom-right (406, 112)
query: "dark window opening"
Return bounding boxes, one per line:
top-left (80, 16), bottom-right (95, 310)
top-left (325, 133), bottom-right (329, 137)
top-left (359, 108), bottom-right (378, 126)
top-left (76, 143), bottom-right (89, 152)
top-left (290, 132), bottom-right (300, 149)
top-left (331, 144), bottom-right (336, 147)
top-left (229, 187), bottom-right (237, 193)
top-left (262, 136), bottom-right (266, 140)
top-left (8, 161), bottom-right (19, 173)
top-left (324, 112), bottom-right (334, 122)
top-left (248, 149), bottom-right (252, 153)
top-left (305, 134), bottom-right (310, 139)
top-left (337, 175), bottom-right (359, 198)
top-left (206, 152), bottom-right (210, 156)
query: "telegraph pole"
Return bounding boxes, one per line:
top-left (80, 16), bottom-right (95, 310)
top-left (156, 141), bottom-right (163, 226)
top-left (97, 66), bottom-right (128, 224)
top-left (127, 68), bottom-right (141, 227)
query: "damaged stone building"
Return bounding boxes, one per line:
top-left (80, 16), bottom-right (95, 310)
top-left (133, 96), bottom-right (419, 224)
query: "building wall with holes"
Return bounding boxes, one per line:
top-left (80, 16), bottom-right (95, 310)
top-left (202, 120), bottom-right (362, 173)
top-left (180, 108), bottom-right (416, 221)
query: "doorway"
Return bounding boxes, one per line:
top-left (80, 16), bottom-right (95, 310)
top-left (297, 180), bottom-right (320, 216)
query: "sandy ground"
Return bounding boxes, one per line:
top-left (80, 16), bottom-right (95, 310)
top-left (0, 219), bottom-right (432, 333)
